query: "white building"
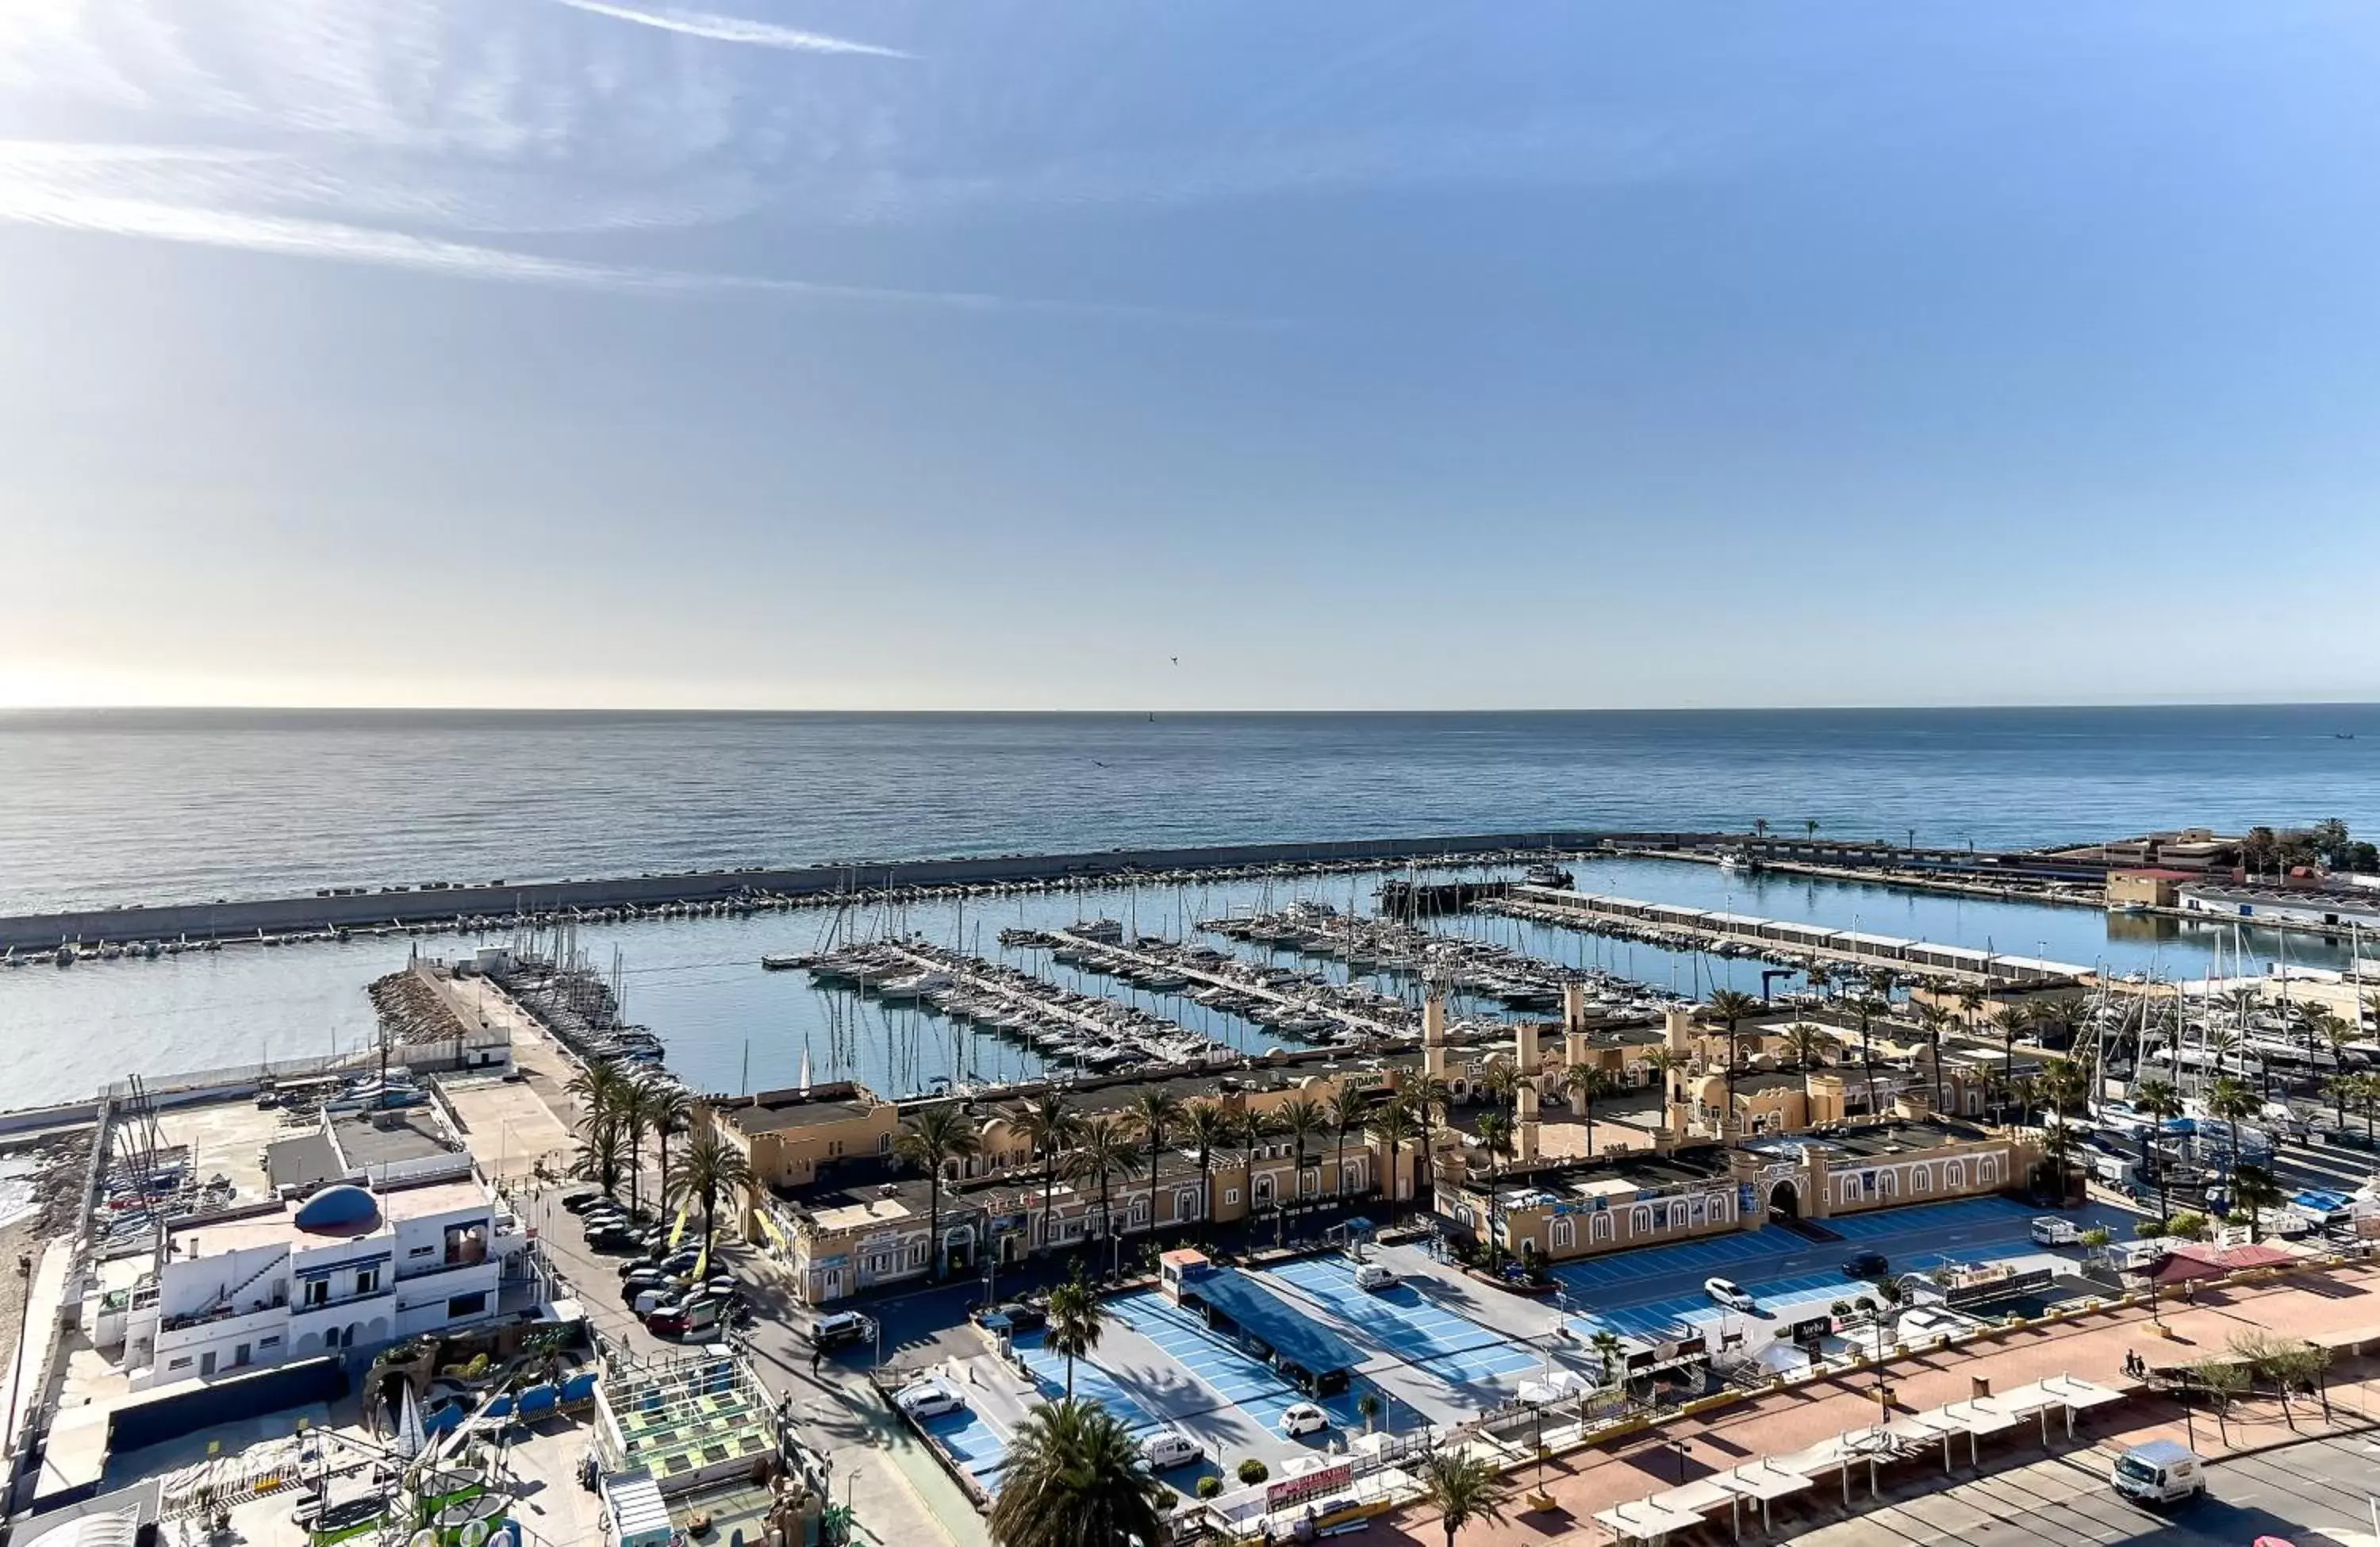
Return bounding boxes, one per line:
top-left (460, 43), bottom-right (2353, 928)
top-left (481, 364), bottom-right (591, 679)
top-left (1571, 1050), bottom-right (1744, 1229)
top-left (97, 1107), bottom-right (524, 1390)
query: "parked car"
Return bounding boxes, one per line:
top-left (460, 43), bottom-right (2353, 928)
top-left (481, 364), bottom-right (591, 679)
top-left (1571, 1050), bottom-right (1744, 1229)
top-left (620, 1270), bottom-right (670, 1301)
top-left (1278, 1403), bottom-right (1330, 1438)
top-left (2110, 1440), bottom-right (2204, 1504)
top-left (1353, 1263), bottom-right (1399, 1292)
top-left (810, 1311), bottom-right (876, 1350)
top-left (1841, 1252), bottom-right (1890, 1281)
top-left (561, 1191), bottom-right (604, 1214)
top-left (586, 1229), bottom-right (642, 1255)
top-left (1702, 1276), bottom-right (1758, 1314)
top-left (648, 1298), bottom-right (723, 1339)
top-left (632, 1287), bottom-right (681, 1317)
top-left (1142, 1430), bottom-right (1200, 1469)
top-left (895, 1380), bottom-right (966, 1419)
top-left (969, 1300), bottom-right (1046, 1334)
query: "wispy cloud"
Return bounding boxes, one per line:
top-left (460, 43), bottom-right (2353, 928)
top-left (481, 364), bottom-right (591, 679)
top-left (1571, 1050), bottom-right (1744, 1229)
top-left (0, 143), bottom-right (1199, 320)
top-left (548, 0), bottom-right (912, 60)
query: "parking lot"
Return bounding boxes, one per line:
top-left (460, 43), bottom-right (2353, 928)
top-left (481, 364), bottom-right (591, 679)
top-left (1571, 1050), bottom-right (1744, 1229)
top-left (894, 1193), bottom-right (2143, 1507)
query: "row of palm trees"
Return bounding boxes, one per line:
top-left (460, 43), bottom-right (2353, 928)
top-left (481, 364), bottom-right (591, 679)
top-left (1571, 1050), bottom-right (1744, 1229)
top-left (896, 1084), bottom-right (1393, 1280)
top-left (566, 1061), bottom-right (754, 1247)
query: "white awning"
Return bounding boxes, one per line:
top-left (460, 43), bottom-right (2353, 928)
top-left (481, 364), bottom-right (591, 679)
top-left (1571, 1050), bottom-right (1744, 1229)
top-left (1713, 1461), bottom-right (1812, 1502)
top-left (1592, 1496), bottom-right (1712, 1540)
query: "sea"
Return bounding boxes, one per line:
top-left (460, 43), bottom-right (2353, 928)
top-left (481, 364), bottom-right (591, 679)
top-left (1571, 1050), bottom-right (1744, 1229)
top-left (1, 705), bottom-right (2374, 1108)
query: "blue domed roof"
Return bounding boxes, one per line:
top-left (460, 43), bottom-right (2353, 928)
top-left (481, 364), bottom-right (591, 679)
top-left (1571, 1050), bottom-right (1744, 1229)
top-left (295, 1183), bottom-right (381, 1234)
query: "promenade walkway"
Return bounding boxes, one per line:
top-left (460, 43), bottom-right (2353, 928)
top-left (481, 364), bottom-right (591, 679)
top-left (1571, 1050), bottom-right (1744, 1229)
top-left (1378, 1260), bottom-right (2380, 1545)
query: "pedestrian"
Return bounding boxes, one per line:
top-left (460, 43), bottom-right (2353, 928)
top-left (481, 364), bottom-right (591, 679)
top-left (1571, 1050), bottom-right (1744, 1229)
top-left (811, 1345), bottom-right (823, 1378)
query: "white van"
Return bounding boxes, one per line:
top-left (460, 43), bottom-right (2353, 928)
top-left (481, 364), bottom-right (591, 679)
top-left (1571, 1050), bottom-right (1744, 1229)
top-left (2110, 1441), bottom-right (2204, 1504)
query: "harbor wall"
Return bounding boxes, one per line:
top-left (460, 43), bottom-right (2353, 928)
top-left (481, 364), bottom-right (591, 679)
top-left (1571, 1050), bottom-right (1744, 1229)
top-left (0, 828), bottom-right (2113, 952)
top-left (0, 830), bottom-right (1695, 950)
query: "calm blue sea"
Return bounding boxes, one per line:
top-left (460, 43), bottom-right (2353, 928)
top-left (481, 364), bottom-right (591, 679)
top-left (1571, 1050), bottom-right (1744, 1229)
top-left (1, 705), bottom-right (2374, 913)
top-left (1, 705), bottom-right (2375, 1107)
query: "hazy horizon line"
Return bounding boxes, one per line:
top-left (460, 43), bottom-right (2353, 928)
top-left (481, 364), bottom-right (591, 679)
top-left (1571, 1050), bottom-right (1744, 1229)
top-left (2, 699), bottom-right (2375, 719)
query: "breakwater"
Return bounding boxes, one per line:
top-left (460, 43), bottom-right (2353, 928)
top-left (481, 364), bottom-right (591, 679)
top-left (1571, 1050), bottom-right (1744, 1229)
top-left (0, 830), bottom-right (2122, 954)
top-left (0, 831), bottom-right (1657, 951)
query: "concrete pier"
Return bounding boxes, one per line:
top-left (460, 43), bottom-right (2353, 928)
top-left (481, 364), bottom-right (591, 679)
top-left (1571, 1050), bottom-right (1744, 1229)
top-left (0, 830), bottom-right (1688, 952)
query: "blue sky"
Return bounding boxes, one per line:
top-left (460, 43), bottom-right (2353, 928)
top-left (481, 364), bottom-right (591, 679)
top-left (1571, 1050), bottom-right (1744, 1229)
top-left (2, 1), bottom-right (2378, 709)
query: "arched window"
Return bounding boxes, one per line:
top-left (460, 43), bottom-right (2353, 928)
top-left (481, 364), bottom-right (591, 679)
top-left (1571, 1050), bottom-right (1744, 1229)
top-left (1591, 1211), bottom-right (1614, 1242)
top-left (1979, 1154), bottom-right (1999, 1186)
top-left (1911, 1165), bottom-right (1930, 1193)
top-left (1552, 1217), bottom-right (1576, 1250)
top-left (1668, 1201), bottom-right (1689, 1230)
top-left (1631, 1205), bottom-right (1655, 1234)
top-left (1877, 1169), bottom-right (1897, 1199)
top-left (1945, 1161), bottom-right (1966, 1189)
top-left (1177, 1187), bottom-right (1202, 1222)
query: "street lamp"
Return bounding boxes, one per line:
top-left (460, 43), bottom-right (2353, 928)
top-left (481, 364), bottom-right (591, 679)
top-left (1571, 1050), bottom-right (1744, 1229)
top-left (3, 1253), bottom-right (31, 1458)
top-left (1668, 1438), bottom-right (1690, 1484)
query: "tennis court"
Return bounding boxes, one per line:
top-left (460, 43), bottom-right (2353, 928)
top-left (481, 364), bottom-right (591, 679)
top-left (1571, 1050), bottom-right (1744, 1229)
top-left (1105, 1290), bottom-right (1391, 1434)
top-left (1261, 1256), bottom-right (1542, 1386)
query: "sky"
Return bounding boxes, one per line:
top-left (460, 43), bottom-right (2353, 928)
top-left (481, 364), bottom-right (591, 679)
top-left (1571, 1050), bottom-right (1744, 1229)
top-left (2, 1), bottom-right (2378, 712)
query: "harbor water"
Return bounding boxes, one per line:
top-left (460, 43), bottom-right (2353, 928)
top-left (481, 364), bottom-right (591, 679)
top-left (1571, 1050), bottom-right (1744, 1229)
top-left (0, 856), bottom-right (2363, 1109)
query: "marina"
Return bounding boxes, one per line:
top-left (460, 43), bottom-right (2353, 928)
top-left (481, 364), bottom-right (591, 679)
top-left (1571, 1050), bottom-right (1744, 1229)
top-left (1, 847), bottom-right (2370, 1111)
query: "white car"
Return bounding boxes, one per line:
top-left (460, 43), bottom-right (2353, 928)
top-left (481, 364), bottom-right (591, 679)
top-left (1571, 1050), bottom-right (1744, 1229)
top-left (1278, 1402), bottom-right (1330, 1437)
top-left (1353, 1263), bottom-right (1399, 1292)
top-left (1142, 1430), bottom-right (1200, 1469)
top-left (895, 1380), bottom-right (966, 1419)
top-left (1702, 1276), bottom-right (1757, 1314)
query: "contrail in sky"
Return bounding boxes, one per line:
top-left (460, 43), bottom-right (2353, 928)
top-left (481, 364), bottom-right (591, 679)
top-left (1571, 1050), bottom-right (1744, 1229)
top-left (549, 0), bottom-right (912, 58)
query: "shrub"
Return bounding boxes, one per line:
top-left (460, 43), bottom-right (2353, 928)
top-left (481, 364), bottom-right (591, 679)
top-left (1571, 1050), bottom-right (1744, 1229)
top-left (1829, 1299), bottom-right (1852, 1319)
top-left (2166, 1211), bottom-right (2209, 1242)
top-left (1236, 1459), bottom-right (1269, 1485)
top-left (2079, 1226), bottom-right (2111, 1248)
top-left (2134, 1219), bottom-right (2167, 1239)
top-left (1196, 1476), bottom-right (1223, 1500)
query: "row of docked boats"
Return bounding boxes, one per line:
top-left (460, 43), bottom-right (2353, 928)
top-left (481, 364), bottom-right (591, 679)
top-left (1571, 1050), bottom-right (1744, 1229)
top-left (794, 939), bottom-right (1238, 1073)
top-left (1011, 924), bottom-right (1418, 1046)
top-left (1200, 900), bottom-right (1676, 1018)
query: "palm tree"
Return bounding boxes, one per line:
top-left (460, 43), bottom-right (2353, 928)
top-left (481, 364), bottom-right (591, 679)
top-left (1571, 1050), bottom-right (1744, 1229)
top-left (1402, 1077), bottom-right (1452, 1214)
top-left (2132, 1077), bottom-right (2183, 1219)
top-left (1956, 983), bottom-right (1987, 1041)
top-left (896, 1105), bottom-right (982, 1280)
top-left (613, 1081), bottom-right (654, 1215)
top-left (2231, 1162), bottom-right (2283, 1243)
top-left (1751, 818), bottom-right (1770, 840)
top-left (1016, 1094), bottom-right (1082, 1254)
top-left (570, 1116), bottom-right (629, 1200)
top-left (1803, 818), bottom-right (1820, 842)
top-left (1178, 1100), bottom-right (1234, 1234)
top-left (1913, 1001), bottom-right (1952, 1116)
top-left (2323, 1073), bottom-right (2359, 1136)
top-left (988, 1396), bottom-right (1164, 1547)
top-left (664, 1129), bottom-right (755, 1250)
top-left (2205, 1077), bottom-right (2260, 1177)
top-left (565, 1057), bottom-right (626, 1119)
top-left (1273, 1096), bottom-right (1327, 1242)
top-left (647, 1084), bottom-right (693, 1205)
top-left (1324, 1087), bottom-right (1368, 1200)
top-left (1125, 1088), bottom-right (1184, 1242)
top-left (1068, 1115), bottom-right (1144, 1271)
top-left (1473, 1109), bottom-right (1513, 1274)
top-left (1560, 1064), bottom-right (1614, 1157)
top-left (1416, 1449), bottom-right (1513, 1547)
top-left (1990, 1004), bottom-right (2029, 1094)
top-left (1372, 1100), bottom-right (1416, 1221)
top-left (1704, 988), bottom-right (1761, 1127)
top-left (1590, 1330), bottom-right (1626, 1388)
top-left (1042, 1274), bottom-right (1107, 1401)
top-left (1844, 996), bottom-right (1883, 1117)
top-left (1478, 1057), bottom-right (1524, 1115)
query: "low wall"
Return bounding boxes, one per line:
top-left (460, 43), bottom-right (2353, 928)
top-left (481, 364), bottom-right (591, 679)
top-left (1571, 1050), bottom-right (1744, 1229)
top-left (0, 831), bottom-right (1700, 950)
